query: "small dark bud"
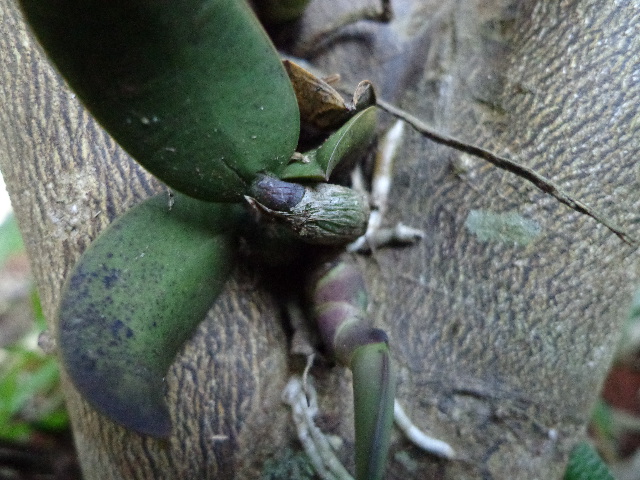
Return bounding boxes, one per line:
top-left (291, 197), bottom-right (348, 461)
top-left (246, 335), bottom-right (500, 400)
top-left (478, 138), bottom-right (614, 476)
top-left (248, 174), bottom-right (305, 212)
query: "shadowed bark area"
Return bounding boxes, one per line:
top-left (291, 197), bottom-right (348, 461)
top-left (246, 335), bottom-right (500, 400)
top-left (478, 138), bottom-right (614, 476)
top-left (1, 0), bottom-right (639, 478)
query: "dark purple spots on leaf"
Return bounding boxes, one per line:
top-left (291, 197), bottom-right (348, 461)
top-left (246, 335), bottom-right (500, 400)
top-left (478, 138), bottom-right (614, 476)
top-left (78, 353), bottom-right (97, 372)
top-left (103, 270), bottom-right (120, 288)
top-left (110, 319), bottom-right (135, 344)
top-left (111, 319), bottom-right (125, 337)
top-left (68, 269), bottom-right (90, 291)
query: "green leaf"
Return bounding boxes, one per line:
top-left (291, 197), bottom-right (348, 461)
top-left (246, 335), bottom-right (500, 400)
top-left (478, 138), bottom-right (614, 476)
top-left (351, 340), bottom-right (395, 480)
top-left (57, 194), bottom-right (242, 437)
top-left (34, 407), bottom-right (69, 431)
top-left (0, 347), bottom-right (67, 441)
top-left (20, 0), bottom-right (300, 202)
top-left (260, 448), bottom-right (315, 480)
top-left (589, 400), bottom-right (615, 445)
top-left (279, 150), bottom-right (327, 181)
top-left (30, 290), bottom-right (46, 331)
top-left (281, 106), bottom-right (378, 181)
top-left (564, 442), bottom-right (614, 480)
top-left (0, 215), bottom-right (24, 269)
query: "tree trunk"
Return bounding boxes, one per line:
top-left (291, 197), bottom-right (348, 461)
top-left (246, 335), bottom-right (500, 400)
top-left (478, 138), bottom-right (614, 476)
top-left (1, 0), bottom-right (639, 478)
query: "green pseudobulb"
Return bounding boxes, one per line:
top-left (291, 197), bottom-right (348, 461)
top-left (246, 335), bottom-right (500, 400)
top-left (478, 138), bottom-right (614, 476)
top-left (20, 0), bottom-right (300, 202)
top-left (57, 194), bottom-right (242, 437)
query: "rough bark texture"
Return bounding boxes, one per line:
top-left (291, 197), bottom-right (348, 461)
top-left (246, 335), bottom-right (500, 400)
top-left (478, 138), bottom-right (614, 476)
top-left (1, 0), bottom-right (639, 479)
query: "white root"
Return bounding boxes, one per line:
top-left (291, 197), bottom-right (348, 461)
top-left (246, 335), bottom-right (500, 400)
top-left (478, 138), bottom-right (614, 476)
top-left (394, 400), bottom-right (455, 459)
top-left (282, 376), bottom-right (354, 480)
top-left (348, 120), bottom-right (425, 253)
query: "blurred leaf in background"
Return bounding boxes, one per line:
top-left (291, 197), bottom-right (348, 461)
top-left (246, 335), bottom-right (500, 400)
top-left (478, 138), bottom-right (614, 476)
top-left (0, 214), bottom-right (68, 442)
top-left (584, 289), bottom-right (640, 480)
top-left (0, 215), bottom-right (34, 349)
top-left (260, 448), bottom-right (315, 480)
top-left (564, 442), bottom-right (615, 480)
top-left (0, 213), bottom-right (80, 478)
top-left (0, 215), bottom-right (24, 268)
top-left (0, 292), bottom-right (68, 442)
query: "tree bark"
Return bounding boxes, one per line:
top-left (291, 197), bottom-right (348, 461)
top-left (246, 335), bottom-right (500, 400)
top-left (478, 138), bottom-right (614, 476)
top-left (1, 0), bottom-right (639, 479)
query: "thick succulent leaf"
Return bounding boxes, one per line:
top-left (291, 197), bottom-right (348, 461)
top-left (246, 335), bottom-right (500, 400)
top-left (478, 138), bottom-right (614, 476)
top-left (351, 340), bottom-right (395, 480)
top-left (280, 106), bottom-right (378, 181)
top-left (57, 194), bottom-right (242, 437)
top-left (20, 0), bottom-right (300, 202)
